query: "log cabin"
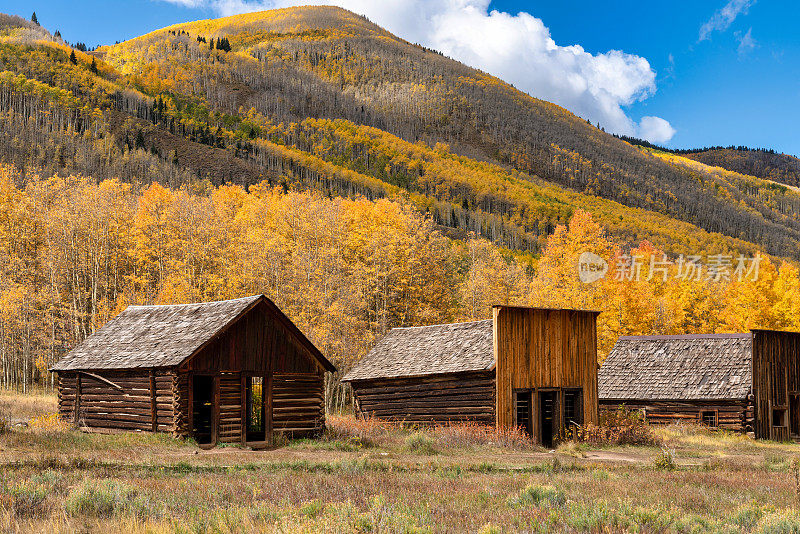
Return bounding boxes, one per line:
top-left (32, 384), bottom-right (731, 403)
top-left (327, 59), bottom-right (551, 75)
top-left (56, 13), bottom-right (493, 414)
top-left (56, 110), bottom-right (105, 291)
top-left (598, 330), bottom-right (800, 440)
top-left (50, 295), bottom-right (336, 447)
top-left (343, 306), bottom-right (599, 447)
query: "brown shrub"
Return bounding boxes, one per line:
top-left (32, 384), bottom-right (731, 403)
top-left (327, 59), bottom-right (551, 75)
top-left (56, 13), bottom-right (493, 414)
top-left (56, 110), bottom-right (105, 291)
top-left (572, 406), bottom-right (660, 446)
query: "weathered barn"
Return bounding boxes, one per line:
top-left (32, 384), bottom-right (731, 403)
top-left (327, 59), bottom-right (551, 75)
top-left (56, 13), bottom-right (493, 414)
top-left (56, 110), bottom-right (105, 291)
top-left (51, 295), bottom-right (335, 447)
top-left (598, 330), bottom-right (800, 440)
top-left (343, 306), bottom-right (599, 447)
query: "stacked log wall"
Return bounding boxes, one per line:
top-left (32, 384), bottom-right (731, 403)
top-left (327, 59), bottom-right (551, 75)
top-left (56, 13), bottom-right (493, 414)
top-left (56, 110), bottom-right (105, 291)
top-left (272, 373), bottom-right (325, 437)
top-left (351, 371), bottom-right (496, 425)
top-left (599, 399), bottom-right (754, 432)
top-left (57, 370), bottom-right (175, 432)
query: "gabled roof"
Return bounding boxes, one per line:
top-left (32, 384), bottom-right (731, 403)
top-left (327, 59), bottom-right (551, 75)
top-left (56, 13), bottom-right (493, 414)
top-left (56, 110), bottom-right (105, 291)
top-left (598, 334), bottom-right (753, 401)
top-left (342, 320), bottom-right (494, 382)
top-left (51, 295), bottom-right (334, 372)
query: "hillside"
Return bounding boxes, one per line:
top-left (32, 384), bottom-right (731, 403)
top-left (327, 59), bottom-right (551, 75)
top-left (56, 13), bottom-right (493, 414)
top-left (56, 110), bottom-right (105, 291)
top-left (682, 147), bottom-right (800, 188)
top-left (0, 7), bottom-right (799, 257)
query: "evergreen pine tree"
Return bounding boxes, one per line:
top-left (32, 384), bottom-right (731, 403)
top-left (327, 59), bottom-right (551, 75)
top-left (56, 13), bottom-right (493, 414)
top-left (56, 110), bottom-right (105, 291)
top-left (90, 57), bottom-right (98, 74)
top-left (31, 12), bottom-right (39, 25)
top-left (69, 50), bottom-right (77, 65)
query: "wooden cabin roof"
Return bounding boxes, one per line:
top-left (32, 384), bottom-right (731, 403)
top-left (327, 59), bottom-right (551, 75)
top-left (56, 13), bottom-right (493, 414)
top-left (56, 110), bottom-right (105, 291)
top-left (599, 334), bottom-right (753, 401)
top-left (342, 320), bottom-right (494, 382)
top-left (51, 295), bottom-right (335, 372)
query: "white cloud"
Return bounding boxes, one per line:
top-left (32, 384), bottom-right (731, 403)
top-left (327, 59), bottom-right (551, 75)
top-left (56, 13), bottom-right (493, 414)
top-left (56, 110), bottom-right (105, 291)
top-left (699, 0), bottom-right (754, 41)
top-left (736, 27), bottom-right (757, 56)
top-left (638, 116), bottom-right (677, 144)
top-left (159, 0), bottom-right (675, 142)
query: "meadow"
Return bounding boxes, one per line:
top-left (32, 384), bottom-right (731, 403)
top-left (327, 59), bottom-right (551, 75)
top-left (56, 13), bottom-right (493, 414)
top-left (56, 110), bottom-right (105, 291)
top-left (2, 389), bottom-right (800, 533)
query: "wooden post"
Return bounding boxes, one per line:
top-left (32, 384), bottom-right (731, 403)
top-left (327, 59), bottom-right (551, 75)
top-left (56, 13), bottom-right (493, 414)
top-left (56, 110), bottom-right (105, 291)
top-left (266, 373), bottom-right (273, 444)
top-left (74, 373), bottom-right (81, 428)
top-left (212, 374), bottom-right (220, 446)
top-left (240, 374), bottom-right (247, 445)
top-left (150, 369), bottom-right (157, 432)
top-left (187, 373), bottom-right (194, 439)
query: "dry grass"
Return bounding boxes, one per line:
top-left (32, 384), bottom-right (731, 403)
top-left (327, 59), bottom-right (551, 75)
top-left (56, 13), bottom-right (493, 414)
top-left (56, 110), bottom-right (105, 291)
top-left (3, 399), bottom-right (800, 532)
top-left (0, 388), bottom-right (57, 424)
top-left (323, 415), bottom-right (535, 452)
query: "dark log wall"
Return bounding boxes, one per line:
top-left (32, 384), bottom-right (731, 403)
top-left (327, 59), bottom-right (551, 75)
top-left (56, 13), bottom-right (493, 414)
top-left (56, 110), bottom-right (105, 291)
top-left (57, 370), bottom-right (177, 432)
top-left (351, 371), bottom-right (496, 425)
top-left (599, 399), bottom-right (754, 432)
top-left (273, 373), bottom-right (325, 435)
top-left (752, 329), bottom-right (800, 440)
top-left (494, 306), bottom-right (599, 439)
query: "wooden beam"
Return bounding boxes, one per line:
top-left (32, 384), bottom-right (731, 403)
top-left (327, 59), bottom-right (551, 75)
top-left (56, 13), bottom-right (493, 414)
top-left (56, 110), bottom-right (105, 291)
top-left (79, 371), bottom-right (123, 391)
top-left (150, 370), bottom-right (157, 432)
top-left (74, 373), bottom-right (82, 427)
top-left (266, 372), bottom-right (273, 444)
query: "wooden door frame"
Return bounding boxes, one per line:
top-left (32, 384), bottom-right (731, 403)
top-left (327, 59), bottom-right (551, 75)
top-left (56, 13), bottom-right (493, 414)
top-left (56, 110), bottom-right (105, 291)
top-left (536, 388), bottom-right (560, 447)
top-left (190, 372), bottom-right (219, 449)
top-left (242, 372), bottom-right (273, 449)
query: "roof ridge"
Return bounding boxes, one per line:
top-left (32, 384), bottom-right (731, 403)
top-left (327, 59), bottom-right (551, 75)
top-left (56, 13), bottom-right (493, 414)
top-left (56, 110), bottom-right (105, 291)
top-left (390, 319), bottom-right (492, 331)
top-left (126, 294), bottom-right (262, 309)
top-left (618, 333), bottom-right (751, 341)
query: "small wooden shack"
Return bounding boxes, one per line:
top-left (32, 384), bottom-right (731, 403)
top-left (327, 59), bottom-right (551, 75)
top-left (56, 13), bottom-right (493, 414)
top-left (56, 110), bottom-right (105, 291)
top-left (51, 295), bottom-right (335, 447)
top-left (343, 306), bottom-right (599, 447)
top-left (598, 330), bottom-right (800, 440)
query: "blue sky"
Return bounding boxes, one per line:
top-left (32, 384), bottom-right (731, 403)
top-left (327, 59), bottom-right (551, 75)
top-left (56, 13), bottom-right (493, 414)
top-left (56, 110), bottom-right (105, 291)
top-left (2, 0), bottom-right (798, 155)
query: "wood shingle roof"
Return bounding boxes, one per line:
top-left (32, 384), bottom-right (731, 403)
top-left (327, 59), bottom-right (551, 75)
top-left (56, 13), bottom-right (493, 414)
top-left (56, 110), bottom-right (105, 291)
top-left (598, 334), bottom-right (753, 401)
top-left (52, 295), bottom-right (264, 371)
top-left (342, 320), bottom-right (494, 381)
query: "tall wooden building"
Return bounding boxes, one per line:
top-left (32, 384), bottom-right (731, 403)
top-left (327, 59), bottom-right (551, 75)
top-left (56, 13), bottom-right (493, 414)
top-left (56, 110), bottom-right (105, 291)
top-left (51, 295), bottom-right (335, 447)
top-left (343, 306), bottom-right (599, 447)
top-left (598, 330), bottom-right (800, 440)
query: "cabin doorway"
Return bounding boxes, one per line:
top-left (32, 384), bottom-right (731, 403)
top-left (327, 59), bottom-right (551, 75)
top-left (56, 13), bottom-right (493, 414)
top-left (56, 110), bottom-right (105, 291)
top-left (790, 394), bottom-right (800, 437)
top-left (539, 391), bottom-right (558, 448)
top-left (192, 375), bottom-right (215, 445)
top-left (246, 376), bottom-right (266, 442)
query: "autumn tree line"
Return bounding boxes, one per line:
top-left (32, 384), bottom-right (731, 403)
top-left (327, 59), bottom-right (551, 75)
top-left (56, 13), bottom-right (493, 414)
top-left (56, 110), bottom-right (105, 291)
top-left (2, 164), bottom-right (800, 411)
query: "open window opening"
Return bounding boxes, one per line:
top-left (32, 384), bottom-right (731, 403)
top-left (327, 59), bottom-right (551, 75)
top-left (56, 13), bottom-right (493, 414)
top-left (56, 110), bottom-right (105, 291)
top-left (563, 389), bottom-right (583, 428)
top-left (246, 376), bottom-right (266, 442)
top-left (192, 375), bottom-right (215, 445)
top-left (700, 410), bottom-right (717, 427)
top-left (514, 390), bottom-right (532, 436)
top-left (773, 407), bottom-right (788, 428)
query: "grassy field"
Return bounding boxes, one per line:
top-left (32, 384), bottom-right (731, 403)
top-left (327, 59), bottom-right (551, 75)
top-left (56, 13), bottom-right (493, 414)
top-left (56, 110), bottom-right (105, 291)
top-left (2, 390), bottom-right (800, 532)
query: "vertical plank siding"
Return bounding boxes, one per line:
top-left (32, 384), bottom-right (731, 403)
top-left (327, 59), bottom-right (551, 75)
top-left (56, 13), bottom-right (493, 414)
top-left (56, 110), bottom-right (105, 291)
top-left (752, 330), bottom-right (800, 440)
top-left (494, 307), bottom-right (599, 436)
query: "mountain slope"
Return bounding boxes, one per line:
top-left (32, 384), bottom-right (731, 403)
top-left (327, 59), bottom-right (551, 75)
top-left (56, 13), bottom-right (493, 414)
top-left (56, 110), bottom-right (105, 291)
top-left (0, 8), bottom-right (798, 258)
top-left (682, 148), bottom-right (800, 188)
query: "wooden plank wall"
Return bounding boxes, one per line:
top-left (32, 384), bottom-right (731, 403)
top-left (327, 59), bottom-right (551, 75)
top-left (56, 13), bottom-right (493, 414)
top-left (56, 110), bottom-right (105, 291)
top-left (186, 302), bottom-right (318, 375)
top-left (218, 372), bottom-right (243, 443)
top-left (599, 399), bottom-right (754, 432)
top-left (752, 330), bottom-right (800, 440)
top-left (494, 307), bottom-right (599, 436)
top-left (57, 370), bottom-right (174, 432)
top-left (351, 371), bottom-right (496, 425)
top-left (273, 373), bottom-right (325, 436)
